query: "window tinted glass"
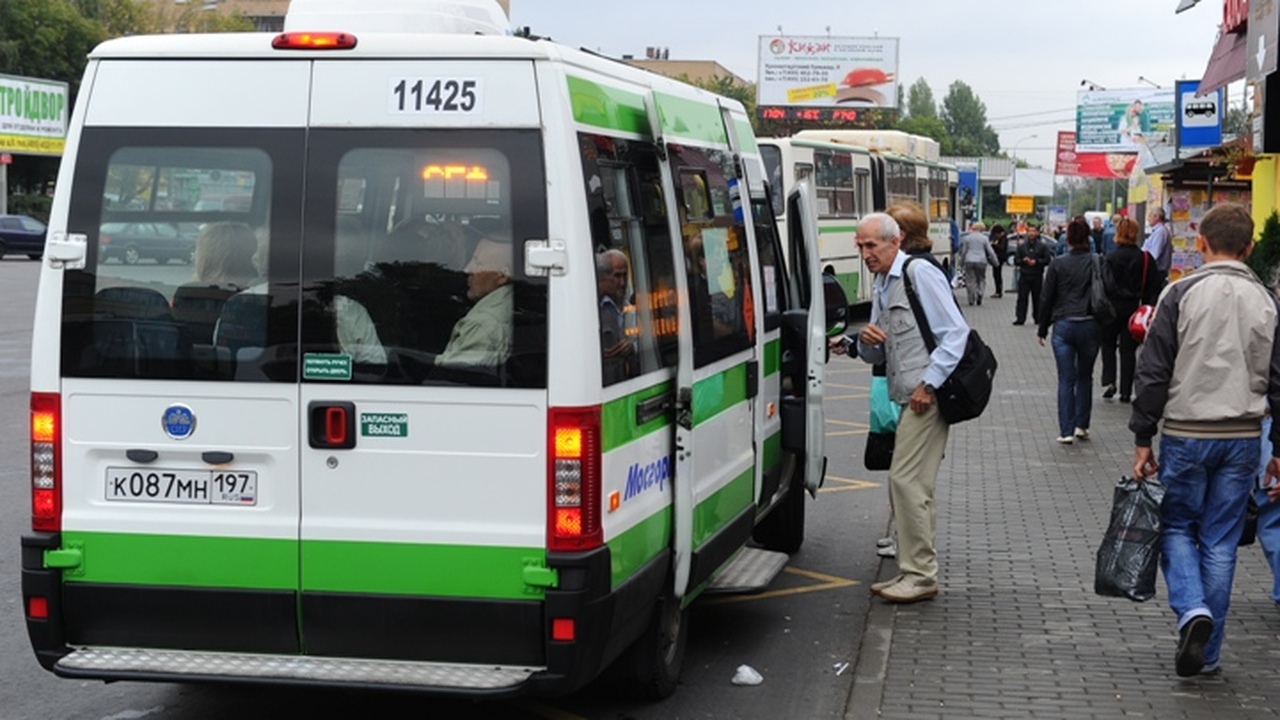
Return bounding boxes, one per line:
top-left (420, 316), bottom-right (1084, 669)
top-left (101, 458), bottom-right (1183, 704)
top-left (579, 133), bottom-right (678, 386)
top-left (302, 129), bottom-right (548, 388)
top-left (61, 129), bottom-right (297, 382)
top-left (670, 144), bottom-right (753, 367)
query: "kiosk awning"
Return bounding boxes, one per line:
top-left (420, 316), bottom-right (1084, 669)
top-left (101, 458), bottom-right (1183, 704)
top-left (1198, 30), bottom-right (1248, 96)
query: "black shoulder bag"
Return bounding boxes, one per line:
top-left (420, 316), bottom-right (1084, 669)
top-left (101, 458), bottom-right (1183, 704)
top-left (901, 257), bottom-right (998, 424)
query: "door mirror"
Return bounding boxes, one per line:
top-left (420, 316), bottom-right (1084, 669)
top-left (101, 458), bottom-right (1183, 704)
top-left (822, 274), bottom-right (849, 335)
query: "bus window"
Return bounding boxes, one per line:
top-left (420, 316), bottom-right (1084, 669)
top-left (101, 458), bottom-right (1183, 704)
top-left (813, 150), bottom-right (853, 218)
top-left (760, 143), bottom-right (784, 218)
top-left (671, 144), bottom-right (753, 368)
top-left (580, 133), bottom-right (678, 384)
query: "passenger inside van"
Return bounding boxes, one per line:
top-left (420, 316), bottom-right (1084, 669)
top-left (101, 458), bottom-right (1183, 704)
top-left (597, 248), bottom-right (636, 384)
top-left (435, 230), bottom-right (513, 368)
top-left (192, 222), bottom-right (259, 288)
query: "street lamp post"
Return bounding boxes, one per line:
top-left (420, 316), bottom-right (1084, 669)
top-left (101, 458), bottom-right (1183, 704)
top-left (1010, 134), bottom-right (1038, 195)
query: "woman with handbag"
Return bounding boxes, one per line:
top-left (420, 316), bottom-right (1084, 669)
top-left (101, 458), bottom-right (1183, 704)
top-left (1037, 218), bottom-right (1102, 444)
top-left (1099, 218), bottom-right (1160, 403)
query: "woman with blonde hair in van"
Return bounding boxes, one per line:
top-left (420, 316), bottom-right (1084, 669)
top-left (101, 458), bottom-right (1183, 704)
top-left (193, 222), bottom-right (259, 288)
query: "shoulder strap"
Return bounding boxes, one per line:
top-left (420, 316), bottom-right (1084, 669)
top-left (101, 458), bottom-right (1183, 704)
top-left (901, 257), bottom-right (939, 354)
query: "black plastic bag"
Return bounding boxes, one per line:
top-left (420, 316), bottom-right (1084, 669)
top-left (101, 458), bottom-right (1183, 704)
top-left (1240, 493), bottom-right (1259, 546)
top-left (1095, 477), bottom-right (1165, 602)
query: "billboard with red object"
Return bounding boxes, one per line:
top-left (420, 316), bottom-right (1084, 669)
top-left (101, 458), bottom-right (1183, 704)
top-left (1054, 131), bottom-right (1136, 179)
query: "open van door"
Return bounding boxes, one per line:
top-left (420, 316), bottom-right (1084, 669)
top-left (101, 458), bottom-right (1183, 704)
top-left (787, 179), bottom-right (827, 495)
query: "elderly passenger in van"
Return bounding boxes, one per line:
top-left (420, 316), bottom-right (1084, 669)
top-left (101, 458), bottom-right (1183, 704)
top-left (436, 231), bottom-right (513, 368)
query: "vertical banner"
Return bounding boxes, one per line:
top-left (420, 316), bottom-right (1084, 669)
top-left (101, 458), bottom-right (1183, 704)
top-left (956, 164), bottom-right (978, 221)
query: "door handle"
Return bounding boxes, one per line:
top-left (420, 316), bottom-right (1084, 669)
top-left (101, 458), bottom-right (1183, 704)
top-left (309, 401), bottom-right (356, 449)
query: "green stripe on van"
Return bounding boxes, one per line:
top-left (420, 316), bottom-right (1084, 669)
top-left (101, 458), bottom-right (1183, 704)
top-left (608, 508), bottom-right (672, 588)
top-left (693, 467), bottom-right (754, 547)
top-left (567, 76), bottom-right (651, 135)
top-left (819, 225), bottom-right (859, 235)
top-left (833, 271), bottom-right (859, 301)
top-left (692, 363), bottom-right (748, 426)
top-left (602, 381), bottom-right (673, 453)
top-left (654, 92), bottom-right (728, 145)
top-left (59, 531), bottom-right (295, 590)
top-left (764, 338), bottom-right (780, 376)
top-left (301, 541), bottom-right (542, 599)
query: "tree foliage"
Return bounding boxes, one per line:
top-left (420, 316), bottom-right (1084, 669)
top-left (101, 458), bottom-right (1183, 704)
top-left (905, 78), bottom-right (936, 119)
top-left (1247, 211), bottom-right (1280, 287)
top-left (940, 80), bottom-right (999, 156)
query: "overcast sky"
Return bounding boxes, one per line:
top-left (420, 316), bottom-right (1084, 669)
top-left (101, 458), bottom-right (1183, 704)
top-left (509, 0), bottom-right (1230, 169)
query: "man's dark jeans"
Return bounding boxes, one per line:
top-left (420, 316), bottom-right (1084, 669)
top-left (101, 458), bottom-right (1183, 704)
top-left (1015, 272), bottom-right (1043, 324)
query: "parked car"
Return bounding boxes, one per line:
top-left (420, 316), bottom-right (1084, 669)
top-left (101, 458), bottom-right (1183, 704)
top-left (99, 222), bottom-right (197, 265)
top-left (0, 214), bottom-right (48, 260)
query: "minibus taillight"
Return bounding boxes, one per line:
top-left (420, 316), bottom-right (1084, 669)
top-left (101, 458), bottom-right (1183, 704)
top-left (31, 393), bottom-right (61, 532)
top-left (272, 32), bottom-right (358, 50)
top-left (548, 407), bottom-right (602, 551)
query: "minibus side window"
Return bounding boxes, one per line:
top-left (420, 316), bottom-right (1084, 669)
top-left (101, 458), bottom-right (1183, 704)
top-left (669, 144), bottom-right (754, 368)
top-left (760, 144), bottom-right (784, 218)
top-left (578, 133), bottom-right (678, 385)
top-left (751, 198), bottom-right (787, 333)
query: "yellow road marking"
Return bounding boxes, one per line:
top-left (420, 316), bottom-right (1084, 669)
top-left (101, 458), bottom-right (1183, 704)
top-left (700, 565), bottom-right (858, 605)
top-left (825, 382), bottom-right (868, 390)
top-left (820, 475), bottom-right (880, 493)
top-left (826, 418), bottom-right (869, 428)
top-left (824, 394), bottom-right (867, 400)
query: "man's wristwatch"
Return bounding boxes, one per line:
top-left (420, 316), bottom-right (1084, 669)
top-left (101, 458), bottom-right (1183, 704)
top-left (922, 382), bottom-right (936, 394)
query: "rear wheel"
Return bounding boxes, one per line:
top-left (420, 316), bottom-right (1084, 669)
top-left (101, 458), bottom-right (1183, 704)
top-left (27, 253), bottom-right (41, 260)
top-left (123, 245), bottom-right (140, 265)
top-left (0, 239), bottom-right (7, 258)
top-left (752, 454), bottom-right (805, 553)
top-left (610, 586), bottom-right (688, 700)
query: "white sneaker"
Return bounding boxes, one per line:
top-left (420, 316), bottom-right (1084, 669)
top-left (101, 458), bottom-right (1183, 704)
top-left (1056, 436), bottom-right (1074, 444)
top-left (1074, 427), bottom-right (1090, 440)
top-left (876, 543), bottom-right (897, 558)
top-left (876, 536), bottom-right (895, 548)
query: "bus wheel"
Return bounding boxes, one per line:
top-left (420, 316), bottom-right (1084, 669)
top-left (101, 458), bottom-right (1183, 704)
top-left (752, 455), bottom-right (805, 554)
top-left (612, 584), bottom-right (688, 700)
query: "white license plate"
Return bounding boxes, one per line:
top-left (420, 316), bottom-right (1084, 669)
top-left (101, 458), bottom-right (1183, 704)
top-left (105, 467), bottom-right (257, 505)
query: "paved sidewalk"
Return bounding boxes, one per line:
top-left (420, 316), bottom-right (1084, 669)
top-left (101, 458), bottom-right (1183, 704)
top-left (845, 267), bottom-right (1280, 720)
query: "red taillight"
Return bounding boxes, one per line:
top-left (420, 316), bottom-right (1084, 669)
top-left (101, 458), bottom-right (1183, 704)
top-left (551, 617), bottom-right (575, 642)
top-left (27, 596), bottom-right (49, 619)
top-left (272, 31), bottom-right (358, 50)
top-left (548, 406), bottom-right (602, 551)
top-left (31, 392), bottom-right (61, 532)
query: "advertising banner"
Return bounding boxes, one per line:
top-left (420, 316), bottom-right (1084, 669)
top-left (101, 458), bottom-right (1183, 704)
top-left (1054, 131), bottom-right (1136, 179)
top-left (756, 35), bottom-right (899, 109)
top-left (1075, 87), bottom-right (1176, 152)
top-left (1175, 79), bottom-right (1223, 148)
top-left (0, 73), bottom-right (68, 156)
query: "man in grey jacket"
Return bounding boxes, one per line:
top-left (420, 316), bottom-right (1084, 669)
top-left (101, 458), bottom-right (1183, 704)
top-left (959, 222), bottom-right (999, 307)
top-left (1130, 202), bottom-right (1280, 677)
top-left (857, 212), bottom-right (970, 604)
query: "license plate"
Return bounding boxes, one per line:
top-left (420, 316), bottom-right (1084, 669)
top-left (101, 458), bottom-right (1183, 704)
top-left (105, 467), bottom-right (257, 505)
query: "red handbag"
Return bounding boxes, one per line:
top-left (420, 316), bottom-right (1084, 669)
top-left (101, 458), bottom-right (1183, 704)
top-left (1128, 252), bottom-right (1155, 343)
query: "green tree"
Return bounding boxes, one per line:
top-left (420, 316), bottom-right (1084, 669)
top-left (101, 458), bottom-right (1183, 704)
top-left (905, 77), bottom-right (936, 119)
top-left (1247, 211), bottom-right (1280, 286)
top-left (73, 0), bottom-right (158, 36)
top-left (0, 0), bottom-right (106, 90)
top-left (896, 114), bottom-right (946, 144)
top-left (940, 80), bottom-right (999, 156)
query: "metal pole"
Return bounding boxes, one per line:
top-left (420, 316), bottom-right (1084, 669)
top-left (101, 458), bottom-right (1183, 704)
top-left (0, 164), bottom-right (7, 216)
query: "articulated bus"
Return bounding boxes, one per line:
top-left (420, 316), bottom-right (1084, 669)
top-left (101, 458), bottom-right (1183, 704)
top-left (759, 130), bottom-right (959, 307)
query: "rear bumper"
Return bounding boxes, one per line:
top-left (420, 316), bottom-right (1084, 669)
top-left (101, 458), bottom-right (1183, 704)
top-left (22, 534), bottom-right (669, 697)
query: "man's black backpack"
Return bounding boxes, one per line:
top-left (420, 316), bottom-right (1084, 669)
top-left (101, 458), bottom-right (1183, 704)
top-left (901, 257), bottom-right (998, 424)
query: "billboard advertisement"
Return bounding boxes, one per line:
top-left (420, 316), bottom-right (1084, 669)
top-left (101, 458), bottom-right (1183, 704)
top-left (1075, 87), bottom-right (1176, 152)
top-left (756, 35), bottom-right (899, 109)
top-left (1054, 131), bottom-right (1137, 179)
top-left (0, 73), bottom-right (68, 156)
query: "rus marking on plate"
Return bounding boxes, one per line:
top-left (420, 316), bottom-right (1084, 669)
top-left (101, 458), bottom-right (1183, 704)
top-left (361, 413), bottom-right (409, 438)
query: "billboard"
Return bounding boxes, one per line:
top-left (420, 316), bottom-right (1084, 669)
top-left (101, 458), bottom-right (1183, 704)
top-left (1054, 131), bottom-right (1136, 179)
top-left (0, 73), bottom-right (68, 156)
top-left (756, 35), bottom-right (899, 109)
top-left (1075, 87), bottom-right (1176, 152)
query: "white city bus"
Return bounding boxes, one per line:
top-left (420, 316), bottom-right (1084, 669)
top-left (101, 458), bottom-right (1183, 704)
top-left (760, 130), bottom-right (959, 307)
top-left (22, 0), bottom-right (845, 701)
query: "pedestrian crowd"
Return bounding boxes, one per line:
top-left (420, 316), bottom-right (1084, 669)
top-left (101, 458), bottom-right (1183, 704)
top-left (836, 203), bottom-right (1280, 681)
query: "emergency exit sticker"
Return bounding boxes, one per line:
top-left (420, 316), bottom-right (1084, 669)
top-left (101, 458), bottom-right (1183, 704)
top-left (361, 413), bottom-right (409, 438)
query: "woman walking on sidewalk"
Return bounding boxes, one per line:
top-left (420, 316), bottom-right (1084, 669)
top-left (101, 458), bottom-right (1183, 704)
top-left (989, 223), bottom-right (1009, 297)
top-left (1099, 218), bottom-right (1159, 403)
top-left (1038, 218), bottom-right (1101, 444)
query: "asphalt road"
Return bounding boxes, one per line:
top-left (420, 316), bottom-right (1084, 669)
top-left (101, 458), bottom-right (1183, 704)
top-left (0, 258), bottom-right (888, 720)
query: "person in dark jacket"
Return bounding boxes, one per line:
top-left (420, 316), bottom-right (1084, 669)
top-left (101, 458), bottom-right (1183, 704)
top-left (1037, 219), bottom-right (1100, 444)
top-left (989, 223), bottom-right (1009, 298)
top-left (1013, 225), bottom-right (1053, 325)
top-left (1098, 218), bottom-right (1159, 402)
